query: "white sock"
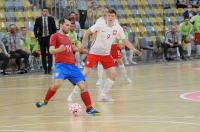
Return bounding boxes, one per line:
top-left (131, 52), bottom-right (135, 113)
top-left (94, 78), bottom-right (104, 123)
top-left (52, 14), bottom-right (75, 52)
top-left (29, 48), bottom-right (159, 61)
top-left (176, 47), bottom-right (180, 58)
top-left (101, 78), bottom-right (114, 96)
top-left (128, 50), bottom-right (134, 62)
top-left (121, 49), bottom-right (129, 64)
top-left (97, 63), bottom-right (103, 82)
top-left (69, 85), bottom-right (79, 97)
top-left (187, 43), bottom-right (191, 57)
top-left (119, 64), bottom-right (128, 78)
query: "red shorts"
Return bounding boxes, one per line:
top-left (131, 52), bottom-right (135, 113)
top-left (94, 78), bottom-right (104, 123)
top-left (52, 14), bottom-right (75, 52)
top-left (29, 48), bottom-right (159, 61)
top-left (110, 44), bottom-right (121, 59)
top-left (85, 54), bottom-right (115, 69)
top-left (194, 33), bottom-right (200, 44)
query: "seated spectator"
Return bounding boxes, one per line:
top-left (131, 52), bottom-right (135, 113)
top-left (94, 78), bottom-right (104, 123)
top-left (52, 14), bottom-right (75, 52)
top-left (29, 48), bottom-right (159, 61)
top-left (163, 25), bottom-right (186, 61)
top-left (176, 0), bottom-right (187, 8)
top-left (2, 24), bottom-right (29, 73)
top-left (183, 4), bottom-right (196, 19)
top-left (0, 40), bottom-right (10, 75)
top-left (68, 12), bottom-right (82, 40)
top-left (67, 22), bottom-right (87, 68)
top-left (30, 37), bottom-right (41, 70)
top-left (179, 17), bottom-right (193, 59)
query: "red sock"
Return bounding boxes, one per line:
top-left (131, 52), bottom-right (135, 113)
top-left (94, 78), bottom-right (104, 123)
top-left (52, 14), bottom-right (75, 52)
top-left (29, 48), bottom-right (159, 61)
top-left (44, 88), bottom-right (56, 103)
top-left (81, 91), bottom-right (92, 109)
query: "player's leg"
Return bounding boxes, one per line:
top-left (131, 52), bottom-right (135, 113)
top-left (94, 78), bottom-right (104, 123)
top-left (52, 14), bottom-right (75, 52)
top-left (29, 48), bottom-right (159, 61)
top-left (68, 65), bottom-right (100, 115)
top-left (67, 67), bottom-right (93, 102)
top-left (121, 48), bottom-right (129, 65)
top-left (99, 66), bottom-right (117, 102)
top-left (128, 50), bottom-right (137, 64)
top-left (116, 58), bottom-right (132, 83)
top-left (67, 54), bottom-right (98, 102)
top-left (36, 79), bottom-right (63, 108)
top-left (98, 55), bottom-right (117, 101)
top-left (96, 62), bottom-right (104, 86)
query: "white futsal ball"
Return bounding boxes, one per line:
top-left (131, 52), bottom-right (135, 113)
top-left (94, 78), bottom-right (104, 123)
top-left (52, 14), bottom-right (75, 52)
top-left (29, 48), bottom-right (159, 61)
top-left (69, 103), bottom-right (82, 116)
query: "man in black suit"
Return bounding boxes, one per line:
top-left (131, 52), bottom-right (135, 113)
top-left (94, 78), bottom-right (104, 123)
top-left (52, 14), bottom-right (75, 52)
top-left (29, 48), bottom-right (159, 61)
top-left (34, 7), bottom-right (57, 74)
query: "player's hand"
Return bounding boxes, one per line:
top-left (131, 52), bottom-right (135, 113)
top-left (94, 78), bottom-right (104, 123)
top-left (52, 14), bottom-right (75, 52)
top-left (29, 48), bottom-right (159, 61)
top-left (78, 45), bottom-right (84, 52)
top-left (6, 54), bottom-right (10, 58)
top-left (134, 49), bottom-right (142, 56)
top-left (58, 45), bottom-right (66, 52)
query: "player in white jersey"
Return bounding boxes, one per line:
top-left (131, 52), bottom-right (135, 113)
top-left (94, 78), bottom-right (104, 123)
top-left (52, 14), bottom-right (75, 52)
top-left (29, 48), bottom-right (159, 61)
top-left (95, 6), bottom-right (132, 86)
top-left (68, 9), bottom-right (141, 102)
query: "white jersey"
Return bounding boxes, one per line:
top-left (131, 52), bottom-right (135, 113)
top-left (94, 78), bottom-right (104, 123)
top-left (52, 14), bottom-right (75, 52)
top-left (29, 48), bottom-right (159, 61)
top-left (89, 21), bottom-right (125, 55)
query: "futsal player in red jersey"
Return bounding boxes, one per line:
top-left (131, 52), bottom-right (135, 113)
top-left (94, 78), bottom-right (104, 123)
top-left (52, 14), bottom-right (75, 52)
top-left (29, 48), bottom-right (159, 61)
top-left (35, 18), bottom-right (99, 115)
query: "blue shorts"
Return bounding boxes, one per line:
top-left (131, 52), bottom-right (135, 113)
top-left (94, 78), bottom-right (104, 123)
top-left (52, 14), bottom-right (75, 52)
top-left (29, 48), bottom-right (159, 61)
top-left (54, 63), bottom-right (85, 85)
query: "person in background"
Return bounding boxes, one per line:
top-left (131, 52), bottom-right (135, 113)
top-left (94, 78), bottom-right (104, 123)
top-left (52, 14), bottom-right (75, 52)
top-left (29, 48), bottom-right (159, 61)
top-left (179, 17), bottom-right (193, 59)
top-left (191, 8), bottom-right (200, 58)
top-left (163, 25), bottom-right (186, 61)
top-left (68, 12), bottom-right (82, 40)
top-left (34, 7), bottom-right (57, 74)
top-left (76, 0), bottom-right (88, 29)
top-left (0, 40), bottom-right (10, 75)
top-left (2, 24), bottom-right (29, 73)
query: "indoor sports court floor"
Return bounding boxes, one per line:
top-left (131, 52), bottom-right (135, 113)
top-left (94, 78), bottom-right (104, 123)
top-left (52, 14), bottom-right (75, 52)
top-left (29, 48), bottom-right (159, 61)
top-left (0, 60), bottom-right (200, 132)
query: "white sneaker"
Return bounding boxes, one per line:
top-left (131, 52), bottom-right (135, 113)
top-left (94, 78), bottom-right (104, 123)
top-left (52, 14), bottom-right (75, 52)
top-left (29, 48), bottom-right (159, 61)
top-left (67, 95), bottom-right (73, 102)
top-left (98, 95), bottom-right (114, 102)
top-left (129, 60), bottom-right (137, 65)
top-left (96, 80), bottom-right (102, 86)
top-left (126, 77), bottom-right (132, 84)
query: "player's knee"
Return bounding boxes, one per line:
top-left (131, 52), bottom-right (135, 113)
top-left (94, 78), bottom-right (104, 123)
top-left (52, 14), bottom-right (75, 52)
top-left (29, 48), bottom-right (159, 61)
top-left (52, 83), bottom-right (62, 91)
top-left (110, 73), bottom-right (117, 81)
top-left (78, 81), bottom-right (88, 92)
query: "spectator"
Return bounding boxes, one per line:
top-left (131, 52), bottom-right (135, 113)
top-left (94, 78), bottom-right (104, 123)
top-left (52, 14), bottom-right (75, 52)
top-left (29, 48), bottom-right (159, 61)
top-left (0, 40), bottom-right (10, 75)
top-left (191, 8), bottom-right (200, 57)
top-left (34, 7), bottom-right (57, 74)
top-left (20, 27), bottom-right (31, 54)
top-left (67, 22), bottom-right (87, 68)
top-left (68, 12), bottom-right (82, 40)
top-left (179, 17), bottom-right (193, 59)
top-left (183, 4), bottom-right (196, 19)
top-left (163, 25), bottom-right (186, 61)
top-left (2, 24), bottom-right (29, 73)
top-left (76, 0), bottom-right (88, 29)
top-left (176, 0), bottom-right (187, 8)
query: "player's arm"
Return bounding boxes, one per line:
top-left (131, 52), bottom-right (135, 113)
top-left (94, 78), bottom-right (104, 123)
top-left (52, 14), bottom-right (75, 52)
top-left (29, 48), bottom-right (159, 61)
top-left (122, 39), bottom-right (142, 56)
top-left (79, 29), bottom-right (92, 51)
top-left (50, 45), bottom-right (66, 54)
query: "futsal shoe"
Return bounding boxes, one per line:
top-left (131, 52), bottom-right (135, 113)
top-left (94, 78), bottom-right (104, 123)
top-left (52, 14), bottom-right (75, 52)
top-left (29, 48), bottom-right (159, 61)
top-left (96, 80), bottom-right (102, 86)
top-left (126, 77), bottom-right (132, 84)
top-left (67, 88), bottom-right (79, 102)
top-left (86, 107), bottom-right (100, 115)
top-left (35, 101), bottom-right (47, 108)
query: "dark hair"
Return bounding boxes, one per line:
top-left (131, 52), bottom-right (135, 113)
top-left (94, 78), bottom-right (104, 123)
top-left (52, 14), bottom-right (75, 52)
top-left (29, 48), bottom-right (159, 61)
top-left (59, 18), bottom-right (66, 26)
top-left (42, 7), bottom-right (49, 10)
top-left (9, 23), bottom-right (16, 28)
top-left (108, 9), bottom-right (116, 15)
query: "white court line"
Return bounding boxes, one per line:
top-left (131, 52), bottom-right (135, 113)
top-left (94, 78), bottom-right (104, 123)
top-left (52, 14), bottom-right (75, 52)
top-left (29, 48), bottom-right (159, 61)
top-left (0, 115), bottom-right (196, 119)
top-left (0, 120), bottom-right (200, 129)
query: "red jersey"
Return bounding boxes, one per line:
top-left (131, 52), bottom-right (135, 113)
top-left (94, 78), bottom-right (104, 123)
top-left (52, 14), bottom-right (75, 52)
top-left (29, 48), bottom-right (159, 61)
top-left (50, 32), bottom-right (75, 64)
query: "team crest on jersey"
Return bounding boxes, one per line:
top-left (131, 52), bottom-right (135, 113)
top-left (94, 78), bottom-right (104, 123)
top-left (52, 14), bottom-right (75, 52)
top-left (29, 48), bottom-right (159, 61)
top-left (113, 30), bottom-right (117, 35)
top-left (54, 72), bottom-right (60, 77)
